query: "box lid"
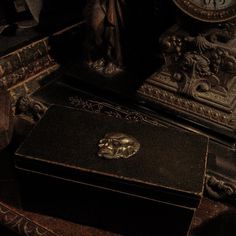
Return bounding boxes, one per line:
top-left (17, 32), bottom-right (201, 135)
top-left (15, 105), bottom-right (208, 209)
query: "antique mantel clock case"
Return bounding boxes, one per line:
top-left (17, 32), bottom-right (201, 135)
top-left (139, 0), bottom-right (236, 138)
top-left (139, 0), bottom-right (236, 201)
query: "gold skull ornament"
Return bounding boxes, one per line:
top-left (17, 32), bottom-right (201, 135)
top-left (98, 133), bottom-right (140, 159)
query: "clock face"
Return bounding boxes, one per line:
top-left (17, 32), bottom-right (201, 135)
top-left (191, 0), bottom-right (234, 10)
top-left (173, 0), bottom-right (236, 22)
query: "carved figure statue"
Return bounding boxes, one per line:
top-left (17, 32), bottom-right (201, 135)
top-left (85, 0), bottom-right (126, 76)
top-left (98, 132), bottom-right (140, 159)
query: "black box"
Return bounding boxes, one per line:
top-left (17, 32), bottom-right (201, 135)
top-left (15, 105), bottom-right (208, 236)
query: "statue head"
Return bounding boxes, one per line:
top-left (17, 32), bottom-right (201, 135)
top-left (98, 133), bottom-right (140, 159)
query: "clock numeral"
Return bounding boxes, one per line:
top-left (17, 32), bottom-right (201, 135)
top-left (219, 0), bottom-right (226, 5)
top-left (203, 0), bottom-right (226, 6)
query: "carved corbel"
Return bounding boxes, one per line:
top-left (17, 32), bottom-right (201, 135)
top-left (205, 174), bottom-right (236, 202)
top-left (15, 96), bottom-right (47, 122)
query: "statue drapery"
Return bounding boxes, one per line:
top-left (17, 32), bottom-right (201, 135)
top-left (85, 0), bottom-right (126, 75)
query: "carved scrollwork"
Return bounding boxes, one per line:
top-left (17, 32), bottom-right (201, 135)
top-left (0, 202), bottom-right (58, 236)
top-left (205, 174), bottom-right (236, 201)
top-left (68, 96), bottom-right (164, 127)
top-left (15, 96), bottom-right (47, 122)
top-left (160, 22), bottom-right (236, 99)
top-left (173, 52), bottom-right (220, 97)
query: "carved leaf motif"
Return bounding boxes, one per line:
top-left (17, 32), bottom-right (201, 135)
top-left (161, 24), bottom-right (236, 98)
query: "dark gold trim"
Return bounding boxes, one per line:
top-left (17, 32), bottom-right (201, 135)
top-left (68, 96), bottom-right (165, 128)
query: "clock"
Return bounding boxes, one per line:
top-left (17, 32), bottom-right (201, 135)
top-left (173, 0), bottom-right (236, 22)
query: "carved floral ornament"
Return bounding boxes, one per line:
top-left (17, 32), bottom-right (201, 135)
top-left (160, 22), bottom-right (236, 98)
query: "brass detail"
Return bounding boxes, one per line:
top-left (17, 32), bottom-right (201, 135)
top-left (98, 133), bottom-right (140, 159)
